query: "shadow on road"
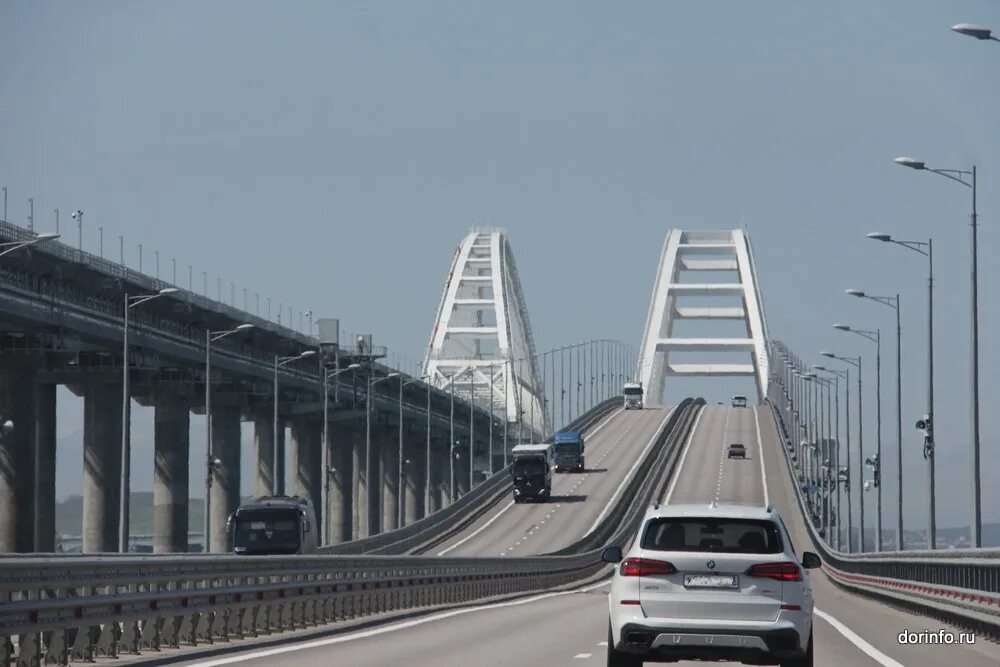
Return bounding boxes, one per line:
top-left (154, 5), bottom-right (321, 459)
top-left (551, 494), bottom-right (588, 503)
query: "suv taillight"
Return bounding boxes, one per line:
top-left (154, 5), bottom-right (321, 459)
top-left (747, 562), bottom-right (802, 581)
top-left (620, 558), bottom-right (676, 577)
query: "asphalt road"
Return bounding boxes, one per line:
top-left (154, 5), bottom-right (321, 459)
top-left (432, 406), bottom-right (673, 557)
top-left (168, 404), bottom-right (1000, 667)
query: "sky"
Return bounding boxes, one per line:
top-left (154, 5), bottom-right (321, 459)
top-left (1, 0), bottom-right (998, 534)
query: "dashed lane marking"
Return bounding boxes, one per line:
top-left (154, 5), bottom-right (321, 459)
top-left (573, 654), bottom-right (592, 659)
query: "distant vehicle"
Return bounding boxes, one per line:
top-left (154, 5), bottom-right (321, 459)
top-left (623, 382), bottom-right (644, 410)
top-left (553, 431), bottom-right (586, 472)
top-left (602, 503), bottom-right (819, 666)
top-left (727, 443), bottom-right (747, 459)
top-left (731, 395), bottom-right (748, 408)
top-left (229, 495), bottom-right (318, 555)
top-left (511, 443), bottom-right (552, 503)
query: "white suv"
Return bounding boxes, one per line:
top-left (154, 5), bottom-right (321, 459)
top-left (602, 504), bottom-right (819, 666)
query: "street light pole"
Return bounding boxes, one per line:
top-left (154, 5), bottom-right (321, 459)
top-left (867, 232), bottom-right (935, 548)
top-left (119, 288), bottom-right (178, 553)
top-left (822, 352), bottom-right (861, 551)
top-left (273, 350), bottom-right (317, 501)
top-left (425, 378), bottom-right (431, 517)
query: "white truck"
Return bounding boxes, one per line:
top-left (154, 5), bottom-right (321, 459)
top-left (511, 443), bottom-right (552, 503)
top-left (623, 381), bottom-right (644, 410)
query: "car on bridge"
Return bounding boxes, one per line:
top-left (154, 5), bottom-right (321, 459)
top-left (602, 503), bottom-right (819, 666)
top-left (731, 395), bottom-right (748, 408)
top-left (727, 443), bottom-right (747, 459)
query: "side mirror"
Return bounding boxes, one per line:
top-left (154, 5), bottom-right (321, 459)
top-left (801, 551), bottom-right (821, 569)
top-left (601, 546), bottom-right (623, 563)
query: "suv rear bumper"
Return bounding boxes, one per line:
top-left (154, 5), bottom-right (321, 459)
top-left (616, 622), bottom-right (805, 662)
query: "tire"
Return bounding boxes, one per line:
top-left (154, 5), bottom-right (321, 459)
top-left (607, 621), bottom-right (642, 667)
top-left (780, 631), bottom-right (813, 667)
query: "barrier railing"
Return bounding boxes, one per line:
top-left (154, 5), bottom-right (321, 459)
top-left (0, 399), bottom-right (703, 665)
top-left (765, 353), bottom-right (1000, 639)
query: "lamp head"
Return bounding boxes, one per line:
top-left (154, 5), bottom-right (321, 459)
top-left (820, 351), bottom-right (835, 359)
top-left (866, 232), bottom-right (892, 243)
top-left (845, 289), bottom-right (865, 297)
top-left (347, 363), bottom-right (362, 370)
top-left (299, 350), bottom-right (317, 358)
top-left (36, 232), bottom-right (60, 241)
top-left (833, 323), bottom-right (851, 331)
top-left (951, 23), bottom-right (993, 40)
top-left (158, 288), bottom-right (180, 296)
top-left (235, 323), bottom-right (255, 331)
top-left (894, 156), bottom-right (926, 170)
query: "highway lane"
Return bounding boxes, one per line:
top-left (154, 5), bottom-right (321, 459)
top-left (661, 403), bottom-right (1000, 666)
top-left (434, 406), bottom-right (673, 557)
top-left (168, 403), bottom-right (1000, 667)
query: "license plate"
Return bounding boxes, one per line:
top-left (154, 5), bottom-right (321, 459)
top-left (684, 574), bottom-right (738, 589)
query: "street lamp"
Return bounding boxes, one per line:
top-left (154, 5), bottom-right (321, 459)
top-left (273, 350), bottom-right (317, 497)
top-left (821, 350), bottom-right (864, 552)
top-left (894, 155), bottom-right (979, 546)
top-left (397, 375), bottom-right (429, 528)
top-left (321, 362), bottom-right (361, 543)
top-left (848, 289), bottom-right (904, 550)
top-left (814, 364), bottom-right (848, 551)
top-left (951, 23), bottom-right (997, 41)
top-left (203, 323), bottom-right (255, 552)
top-left (364, 371), bottom-right (399, 536)
top-left (0, 232), bottom-right (59, 258)
top-left (867, 231), bottom-right (935, 548)
top-left (834, 323), bottom-right (882, 551)
top-left (120, 287), bottom-right (179, 552)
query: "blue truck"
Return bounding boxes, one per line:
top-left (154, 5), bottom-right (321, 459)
top-left (552, 431), bottom-right (586, 473)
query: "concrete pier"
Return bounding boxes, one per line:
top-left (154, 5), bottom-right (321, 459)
top-left (291, 418), bottom-right (322, 532)
top-left (153, 399), bottom-right (190, 553)
top-left (352, 426), bottom-right (367, 539)
top-left (34, 382), bottom-right (57, 552)
top-left (327, 422), bottom-right (355, 544)
top-left (455, 446), bottom-right (470, 497)
top-left (0, 368), bottom-right (36, 553)
top-left (381, 427), bottom-right (400, 532)
top-left (82, 380), bottom-right (123, 553)
top-left (404, 428), bottom-right (424, 525)
top-left (254, 413), bottom-right (281, 497)
top-left (209, 405), bottom-right (241, 553)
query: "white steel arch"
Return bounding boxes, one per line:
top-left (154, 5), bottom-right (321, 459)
top-left (637, 229), bottom-right (770, 405)
top-left (423, 230), bottom-right (545, 437)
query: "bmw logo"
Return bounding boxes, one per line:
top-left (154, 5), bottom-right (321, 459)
top-left (706, 560), bottom-right (716, 569)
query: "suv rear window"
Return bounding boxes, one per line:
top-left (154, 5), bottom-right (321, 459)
top-left (641, 517), bottom-right (783, 554)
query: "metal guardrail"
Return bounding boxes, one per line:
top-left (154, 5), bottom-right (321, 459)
top-left (0, 399), bottom-right (704, 666)
top-left (322, 396), bottom-right (623, 556)
top-left (764, 388), bottom-right (1000, 639)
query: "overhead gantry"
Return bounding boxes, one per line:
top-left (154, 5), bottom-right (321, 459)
top-left (637, 229), bottom-right (770, 404)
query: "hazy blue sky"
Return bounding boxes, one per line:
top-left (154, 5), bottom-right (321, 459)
top-left (2, 1), bottom-right (998, 533)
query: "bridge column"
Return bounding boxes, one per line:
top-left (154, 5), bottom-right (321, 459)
top-left (82, 380), bottom-right (123, 553)
top-left (352, 427), bottom-right (367, 539)
top-left (253, 413), bottom-right (282, 497)
top-left (209, 405), bottom-right (241, 553)
top-left (34, 382), bottom-right (57, 552)
top-left (291, 418), bottom-right (322, 531)
top-left (455, 443), bottom-right (470, 497)
top-left (0, 368), bottom-right (36, 553)
top-left (432, 438), bottom-right (451, 510)
top-left (404, 426), bottom-right (425, 525)
top-left (153, 398), bottom-right (190, 553)
top-left (380, 424), bottom-right (400, 532)
top-left (327, 422), bottom-right (354, 544)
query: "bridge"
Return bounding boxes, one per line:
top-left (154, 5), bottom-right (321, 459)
top-left (1, 224), bottom-right (998, 666)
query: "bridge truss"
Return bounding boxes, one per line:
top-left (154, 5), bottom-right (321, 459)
top-left (422, 230), bottom-right (545, 438)
top-left (637, 229), bottom-right (770, 404)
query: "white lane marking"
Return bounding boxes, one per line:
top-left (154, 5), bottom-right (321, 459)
top-left (597, 641), bottom-right (607, 647)
top-left (179, 581), bottom-right (612, 666)
top-left (714, 408), bottom-right (732, 503)
top-left (754, 406), bottom-right (769, 506)
top-left (814, 608), bottom-right (905, 667)
top-left (663, 406), bottom-right (705, 504)
top-left (574, 653), bottom-right (592, 659)
top-left (436, 501), bottom-right (515, 556)
top-left (584, 406), bottom-right (678, 535)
